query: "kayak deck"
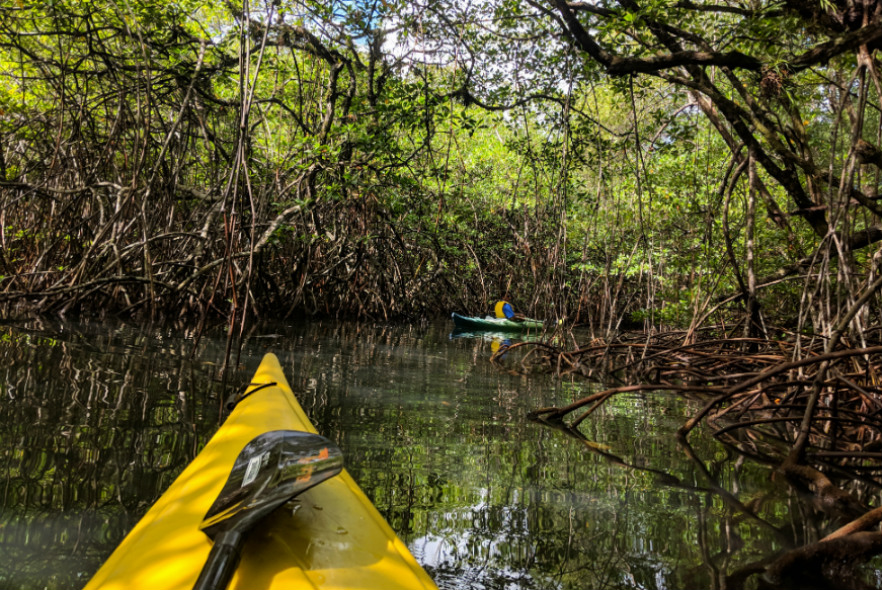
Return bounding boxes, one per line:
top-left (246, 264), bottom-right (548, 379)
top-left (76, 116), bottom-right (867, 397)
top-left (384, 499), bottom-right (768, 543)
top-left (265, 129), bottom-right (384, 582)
top-left (451, 312), bottom-right (544, 332)
top-left (85, 353), bottom-right (437, 590)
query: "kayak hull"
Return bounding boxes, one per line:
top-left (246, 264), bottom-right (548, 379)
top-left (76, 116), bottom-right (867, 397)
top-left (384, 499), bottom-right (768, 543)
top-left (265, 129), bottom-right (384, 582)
top-left (451, 312), bottom-right (544, 332)
top-left (85, 353), bottom-right (437, 590)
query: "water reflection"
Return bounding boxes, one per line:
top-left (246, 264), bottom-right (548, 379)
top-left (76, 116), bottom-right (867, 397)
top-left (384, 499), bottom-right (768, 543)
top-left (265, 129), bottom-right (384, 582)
top-left (0, 318), bottom-right (874, 589)
top-left (0, 319), bottom-right (231, 587)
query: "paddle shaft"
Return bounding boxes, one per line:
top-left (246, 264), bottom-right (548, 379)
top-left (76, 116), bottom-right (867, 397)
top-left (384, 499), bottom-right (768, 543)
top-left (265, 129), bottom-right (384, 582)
top-left (193, 530), bottom-right (244, 590)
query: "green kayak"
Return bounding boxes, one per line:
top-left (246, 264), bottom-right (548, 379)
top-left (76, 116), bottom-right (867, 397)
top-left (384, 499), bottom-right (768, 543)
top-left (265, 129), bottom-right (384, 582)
top-left (451, 312), bottom-right (544, 332)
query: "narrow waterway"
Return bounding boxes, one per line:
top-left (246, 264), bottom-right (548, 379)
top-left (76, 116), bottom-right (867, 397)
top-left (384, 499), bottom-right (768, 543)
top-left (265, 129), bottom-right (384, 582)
top-left (0, 318), bottom-right (843, 589)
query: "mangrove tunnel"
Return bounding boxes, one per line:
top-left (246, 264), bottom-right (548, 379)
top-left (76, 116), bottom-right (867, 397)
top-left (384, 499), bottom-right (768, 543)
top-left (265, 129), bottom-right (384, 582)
top-left (5, 0), bottom-right (882, 587)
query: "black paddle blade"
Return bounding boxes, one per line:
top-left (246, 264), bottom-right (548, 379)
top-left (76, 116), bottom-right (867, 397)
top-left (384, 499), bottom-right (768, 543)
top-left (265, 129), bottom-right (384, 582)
top-left (199, 430), bottom-right (343, 540)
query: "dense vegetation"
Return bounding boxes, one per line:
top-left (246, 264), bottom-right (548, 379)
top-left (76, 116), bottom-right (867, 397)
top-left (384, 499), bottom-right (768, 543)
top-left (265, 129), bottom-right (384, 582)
top-left (1, 0), bottom-right (878, 335)
top-left (0, 0), bottom-right (568, 323)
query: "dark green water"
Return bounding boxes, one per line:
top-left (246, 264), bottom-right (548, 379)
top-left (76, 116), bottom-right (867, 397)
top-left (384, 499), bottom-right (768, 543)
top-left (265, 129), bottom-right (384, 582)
top-left (0, 319), bottom-right (844, 589)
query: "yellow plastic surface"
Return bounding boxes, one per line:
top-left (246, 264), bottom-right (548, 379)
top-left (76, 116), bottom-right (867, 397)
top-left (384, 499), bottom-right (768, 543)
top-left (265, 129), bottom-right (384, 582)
top-left (85, 353), bottom-right (438, 590)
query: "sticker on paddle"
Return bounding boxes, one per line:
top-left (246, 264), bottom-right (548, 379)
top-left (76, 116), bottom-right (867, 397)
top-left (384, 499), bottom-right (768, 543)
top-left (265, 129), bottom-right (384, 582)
top-left (241, 453), bottom-right (268, 487)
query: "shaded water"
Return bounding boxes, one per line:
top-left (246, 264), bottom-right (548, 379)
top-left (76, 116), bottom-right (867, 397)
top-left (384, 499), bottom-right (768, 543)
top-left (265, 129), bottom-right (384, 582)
top-left (0, 318), bottom-right (846, 589)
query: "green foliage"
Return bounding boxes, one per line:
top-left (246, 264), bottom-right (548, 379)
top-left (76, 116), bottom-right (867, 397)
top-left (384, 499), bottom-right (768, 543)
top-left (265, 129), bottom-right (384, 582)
top-left (1, 0), bottom-right (878, 330)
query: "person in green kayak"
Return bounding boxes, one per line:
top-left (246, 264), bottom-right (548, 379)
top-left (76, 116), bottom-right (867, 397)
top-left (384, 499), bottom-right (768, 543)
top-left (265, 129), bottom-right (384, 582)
top-left (494, 300), bottom-right (526, 321)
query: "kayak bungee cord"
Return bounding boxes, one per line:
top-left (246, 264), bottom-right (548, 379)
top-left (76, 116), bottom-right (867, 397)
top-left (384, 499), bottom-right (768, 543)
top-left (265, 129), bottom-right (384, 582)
top-left (224, 381), bottom-right (277, 411)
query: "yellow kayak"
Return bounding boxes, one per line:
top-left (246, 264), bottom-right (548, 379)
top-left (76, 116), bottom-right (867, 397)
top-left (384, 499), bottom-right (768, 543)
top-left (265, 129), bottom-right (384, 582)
top-left (85, 353), bottom-right (438, 590)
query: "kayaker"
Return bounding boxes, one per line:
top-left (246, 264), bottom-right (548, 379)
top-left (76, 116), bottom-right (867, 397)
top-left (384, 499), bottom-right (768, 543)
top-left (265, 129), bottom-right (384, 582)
top-left (494, 300), bottom-right (526, 321)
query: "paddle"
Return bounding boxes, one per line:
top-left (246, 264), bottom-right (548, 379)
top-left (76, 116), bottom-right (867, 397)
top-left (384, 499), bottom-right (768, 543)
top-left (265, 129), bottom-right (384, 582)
top-left (193, 430), bottom-right (344, 590)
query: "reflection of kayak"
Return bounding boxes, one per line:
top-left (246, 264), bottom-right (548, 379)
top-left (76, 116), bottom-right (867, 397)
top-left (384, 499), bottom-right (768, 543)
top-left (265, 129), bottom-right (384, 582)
top-left (451, 312), bottom-right (544, 332)
top-left (85, 353), bottom-right (437, 590)
top-left (449, 328), bottom-right (516, 341)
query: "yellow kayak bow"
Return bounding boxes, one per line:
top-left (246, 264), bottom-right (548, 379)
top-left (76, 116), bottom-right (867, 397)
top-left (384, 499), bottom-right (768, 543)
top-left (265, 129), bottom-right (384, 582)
top-left (85, 353), bottom-right (438, 590)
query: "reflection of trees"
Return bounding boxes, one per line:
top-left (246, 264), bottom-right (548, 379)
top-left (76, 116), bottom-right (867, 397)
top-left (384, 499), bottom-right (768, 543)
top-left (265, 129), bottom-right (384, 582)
top-left (277, 323), bottom-right (767, 588)
top-left (506, 329), bottom-right (882, 588)
top-left (0, 321), bottom-right (228, 589)
top-left (7, 318), bottom-right (868, 590)
top-left (533, 411), bottom-right (882, 590)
